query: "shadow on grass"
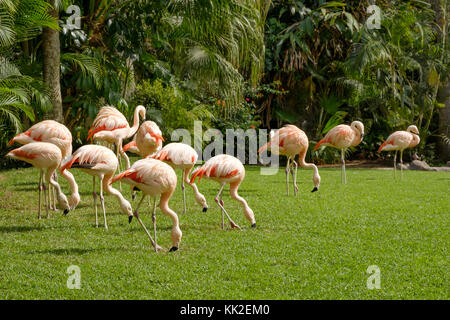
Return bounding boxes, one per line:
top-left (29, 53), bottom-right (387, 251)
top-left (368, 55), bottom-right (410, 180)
top-left (0, 225), bottom-right (45, 233)
top-left (28, 247), bottom-right (130, 255)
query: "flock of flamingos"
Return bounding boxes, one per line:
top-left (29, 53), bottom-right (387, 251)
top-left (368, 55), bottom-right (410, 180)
top-left (6, 105), bottom-right (420, 252)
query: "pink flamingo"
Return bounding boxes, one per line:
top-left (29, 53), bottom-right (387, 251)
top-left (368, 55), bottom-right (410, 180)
top-left (60, 145), bottom-right (133, 230)
top-left (378, 125), bottom-right (420, 178)
top-left (9, 120), bottom-right (80, 210)
top-left (111, 158), bottom-right (181, 252)
top-left (7, 142), bottom-right (70, 219)
top-left (314, 121), bottom-right (365, 184)
top-left (123, 139), bottom-right (140, 155)
top-left (135, 121), bottom-right (164, 158)
top-left (87, 105), bottom-right (146, 169)
top-left (258, 125), bottom-right (321, 196)
top-left (152, 143), bottom-right (208, 214)
top-left (190, 154), bottom-right (256, 230)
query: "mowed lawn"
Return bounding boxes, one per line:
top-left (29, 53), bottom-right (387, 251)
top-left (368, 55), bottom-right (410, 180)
top-left (0, 160), bottom-right (448, 300)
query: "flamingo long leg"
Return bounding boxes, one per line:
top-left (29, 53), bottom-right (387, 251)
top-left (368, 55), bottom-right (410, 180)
top-left (285, 157), bottom-right (291, 196)
top-left (43, 175), bottom-right (49, 219)
top-left (38, 169), bottom-right (43, 219)
top-left (151, 197), bottom-right (157, 253)
top-left (99, 176), bottom-right (108, 230)
top-left (115, 142), bottom-right (122, 192)
top-left (341, 149), bottom-right (346, 184)
top-left (215, 183), bottom-right (241, 230)
top-left (133, 194), bottom-right (161, 252)
top-left (181, 170), bottom-right (186, 214)
top-left (400, 150), bottom-right (404, 179)
top-left (93, 176), bottom-right (98, 228)
top-left (394, 151), bottom-right (397, 179)
top-left (291, 159), bottom-right (299, 196)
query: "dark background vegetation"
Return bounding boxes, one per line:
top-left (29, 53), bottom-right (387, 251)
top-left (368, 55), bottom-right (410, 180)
top-left (1, 0), bottom-right (449, 168)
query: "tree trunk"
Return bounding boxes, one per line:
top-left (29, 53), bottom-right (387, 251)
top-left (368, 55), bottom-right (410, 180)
top-left (438, 83), bottom-right (450, 161)
top-left (42, 1), bottom-right (63, 123)
top-left (430, 0), bottom-right (449, 162)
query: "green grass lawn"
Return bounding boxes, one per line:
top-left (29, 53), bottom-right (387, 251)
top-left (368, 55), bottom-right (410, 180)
top-left (0, 161), bottom-right (448, 299)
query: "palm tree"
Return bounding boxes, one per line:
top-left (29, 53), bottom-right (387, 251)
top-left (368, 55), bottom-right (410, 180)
top-left (0, 0), bottom-right (59, 143)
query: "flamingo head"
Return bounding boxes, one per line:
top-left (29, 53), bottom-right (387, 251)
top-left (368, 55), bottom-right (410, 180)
top-left (351, 121), bottom-right (365, 139)
top-left (312, 171), bottom-right (321, 192)
top-left (407, 125), bottom-right (419, 135)
top-left (195, 193), bottom-right (208, 212)
top-left (120, 198), bottom-right (133, 221)
top-left (69, 192), bottom-right (81, 210)
top-left (137, 105), bottom-right (146, 120)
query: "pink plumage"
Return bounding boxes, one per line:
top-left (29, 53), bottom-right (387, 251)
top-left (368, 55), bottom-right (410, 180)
top-left (7, 142), bottom-right (70, 218)
top-left (378, 125), bottom-right (420, 178)
top-left (112, 158), bottom-right (181, 252)
top-left (87, 105), bottom-right (146, 169)
top-left (9, 120), bottom-right (80, 209)
top-left (314, 121), bottom-right (365, 184)
top-left (135, 121), bottom-right (164, 158)
top-left (191, 154), bottom-right (256, 230)
top-left (61, 145), bottom-right (133, 229)
top-left (152, 143), bottom-right (208, 213)
top-left (258, 125), bottom-right (321, 195)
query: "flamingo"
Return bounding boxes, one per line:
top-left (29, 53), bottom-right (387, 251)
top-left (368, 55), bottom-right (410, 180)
top-left (135, 121), bottom-right (164, 158)
top-left (190, 154), bottom-right (256, 230)
top-left (7, 142), bottom-right (70, 219)
top-left (378, 125), bottom-right (420, 178)
top-left (9, 120), bottom-right (80, 210)
top-left (111, 158), bottom-right (181, 253)
top-left (123, 139), bottom-right (140, 155)
top-left (258, 125), bottom-right (320, 196)
top-left (152, 143), bottom-right (208, 214)
top-left (314, 121), bottom-right (365, 184)
top-left (60, 145), bottom-right (133, 230)
top-left (87, 105), bottom-right (146, 170)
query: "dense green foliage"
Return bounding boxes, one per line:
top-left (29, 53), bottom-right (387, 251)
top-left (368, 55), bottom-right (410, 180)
top-left (0, 165), bottom-right (448, 299)
top-left (0, 0), bottom-right (449, 164)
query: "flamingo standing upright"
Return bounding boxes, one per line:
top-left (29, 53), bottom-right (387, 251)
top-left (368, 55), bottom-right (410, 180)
top-left (87, 105), bottom-right (146, 170)
top-left (111, 158), bottom-right (181, 252)
top-left (60, 145), bottom-right (133, 230)
top-left (190, 154), bottom-right (256, 230)
top-left (152, 143), bottom-right (208, 214)
top-left (9, 120), bottom-right (80, 210)
top-left (7, 142), bottom-right (70, 219)
top-left (135, 121), bottom-right (164, 158)
top-left (314, 121), bottom-right (365, 184)
top-left (258, 125), bottom-right (320, 196)
top-left (378, 125), bottom-right (420, 178)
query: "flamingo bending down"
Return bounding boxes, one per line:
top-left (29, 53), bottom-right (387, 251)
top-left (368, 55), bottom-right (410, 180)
top-left (60, 145), bottom-right (133, 230)
top-left (258, 125), bottom-right (320, 196)
top-left (87, 105), bottom-right (146, 170)
top-left (314, 121), bottom-right (364, 184)
top-left (9, 120), bottom-right (80, 209)
top-left (152, 143), bottom-right (208, 214)
top-left (190, 154), bottom-right (256, 230)
top-left (7, 142), bottom-right (70, 219)
top-left (111, 158), bottom-right (181, 252)
top-left (378, 125), bottom-right (420, 178)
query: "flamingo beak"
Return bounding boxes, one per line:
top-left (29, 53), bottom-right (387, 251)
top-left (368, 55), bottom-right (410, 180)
top-left (169, 246), bottom-right (178, 252)
top-left (63, 209), bottom-right (70, 215)
top-left (202, 207), bottom-right (208, 212)
top-left (311, 187), bottom-right (318, 192)
top-left (361, 133), bottom-right (365, 139)
top-left (128, 216), bottom-right (133, 223)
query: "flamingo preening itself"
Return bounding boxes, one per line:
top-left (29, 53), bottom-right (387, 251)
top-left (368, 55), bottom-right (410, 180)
top-left (87, 105), bottom-right (146, 170)
top-left (61, 145), bottom-right (133, 230)
top-left (152, 143), bottom-right (208, 214)
top-left (135, 121), bottom-right (164, 158)
top-left (258, 125), bottom-right (321, 196)
top-left (7, 142), bottom-right (70, 219)
top-left (378, 125), bottom-right (420, 178)
top-left (111, 158), bottom-right (181, 252)
top-left (314, 121), bottom-right (364, 184)
top-left (9, 120), bottom-right (80, 210)
top-left (190, 154), bottom-right (256, 230)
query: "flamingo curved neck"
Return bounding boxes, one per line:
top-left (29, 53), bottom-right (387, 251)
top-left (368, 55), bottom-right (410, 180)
top-left (127, 107), bottom-right (143, 139)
